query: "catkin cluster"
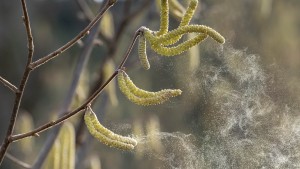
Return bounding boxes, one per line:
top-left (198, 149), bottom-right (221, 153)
top-left (86, 0), bottom-right (225, 152)
top-left (137, 0), bottom-right (225, 69)
top-left (84, 107), bottom-right (137, 151)
top-left (117, 0), bottom-right (225, 108)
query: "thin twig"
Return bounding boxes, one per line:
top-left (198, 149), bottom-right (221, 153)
top-left (0, 0), bottom-right (117, 166)
top-left (30, 17), bottom-right (102, 169)
top-left (0, 76), bottom-right (19, 93)
top-left (74, 52), bottom-right (107, 149)
top-left (75, 97), bottom-right (108, 169)
top-left (1, 0), bottom-right (141, 166)
top-left (11, 27), bottom-right (141, 142)
top-left (76, 0), bottom-right (112, 45)
top-left (117, 29), bottom-right (142, 69)
top-left (30, 2), bottom-right (115, 168)
top-left (11, 74), bottom-right (110, 142)
top-left (73, 25), bottom-right (142, 162)
top-left (29, 0), bottom-right (116, 70)
top-left (0, 0), bottom-right (34, 165)
top-left (6, 153), bottom-right (31, 169)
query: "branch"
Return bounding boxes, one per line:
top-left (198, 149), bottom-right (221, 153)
top-left (11, 74), bottom-right (110, 142)
top-left (21, 0), bottom-right (34, 63)
top-left (6, 153), bottom-right (31, 169)
top-left (0, 0), bottom-right (118, 167)
top-left (30, 17), bottom-right (102, 169)
top-left (1, 1), bottom-right (138, 166)
top-left (29, 0), bottom-right (116, 70)
top-left (0, 76), bottom-right (19, 93)
top-left (73, 2), bottom-right (151, 147)
top-left (11, 27), bottom-right (142, 142)
top-left (75, 0), bottom-right (113, 46)
top-left (0, 0), bottom-right (34, 165)
top-left (117, 29), bottom-right (142, 69)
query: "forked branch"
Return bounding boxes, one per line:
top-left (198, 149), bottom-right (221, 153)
top-left (11, 28), bottom-right (141, 142)
top-left (0, 0), bottom-right (34, 165)
top-left (0, 0), bottom-right (118, 166)
top-left (29, 0), bottom-right (116, 70)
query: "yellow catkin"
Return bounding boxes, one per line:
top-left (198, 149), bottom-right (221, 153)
top-left (170, 8), bottom-right (185, 21)
top-left (146, 116), bottom-right (164, 155)
top-left (138, 35), bottom-right (150, 70)
top-left (125, 91), bottom-right (182, 106)
top-left (51, 141), bottom-right (61, 169)
top-left (162, 0), bottom-right (198, 46)
top-left (122, 71), bottom-right (157, 98)
top-left (260, 0), bottom-right (273, 19)
top-left (133, 119), bottom-right (145, 159)
top-left (151, 33), bottom-right (207, 56)
top-left (58, 123), bottom-right (75, 169)
top-left (87, 108), bottom-right (137, 146)
top-left (117, 71), bottom-right (182, 106)
top-left (179, 0), bottom-right (198, 27)
top-left (188, 32), bottom-right (200, 70)
top-left (87, 155), bottom-right (102, 169)
top-left (42, 139), bottom-right (61, 169)
top-left (84, 108), bottom-right (137, 151)
top-left (103, 59), bottom-right (119, 106)
top-left (169, 0), bottom-right (185, 19)
top-left (123, 71), bottom-right (181, 98)
top-left (15, 112), bottom-right (34, 155)
top-left (71, 71), bottom-right (89, 110)
top-left (145, 25), bottom-right (225, 45)
top-left (170, 0), bottom-right (185, 13)
top-left (100, 11), bottom-right (114, 39)
top-left (157, 0), bottom-right (184, 20)
top-left (139, 0), bottom-right (225, 61)
top-left (156, 0), bottom-right (169, 36)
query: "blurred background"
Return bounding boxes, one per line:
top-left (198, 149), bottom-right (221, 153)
top-left (1, 0), bottom-right (300, 168)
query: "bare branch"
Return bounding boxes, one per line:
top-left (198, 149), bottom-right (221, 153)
top-left (6, 153), bottom-right (31, 169)
top-left (1, 0), bottom-right (139, 166)
top-left (0, 76), bottom-right (19, 93)
top-left (30, 16), bottom-right (102, 169)
top-left (21, 0), bottom-right (34, 63)
top-left (0, 0), bottom-right (118, 166)
top-left (117, 28), bottom-right (142, 69)
top-left (0, 0), bottom-right (34, 165)
top-left (29, 0), bottom-right (116, 70)
top-left (11, 27), bottom-right (142, 142)
top-left (75, 0), bottom-right (112, 46)
top-left (11, 73), bottom-right (115, 142)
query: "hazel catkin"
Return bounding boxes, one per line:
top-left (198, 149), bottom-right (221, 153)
top-left (138, 35), bottom-right (150, 70)
top-left (117, 71), bottom-right (182, 106)
top-left (84, 107), bottom-right (137, 151)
